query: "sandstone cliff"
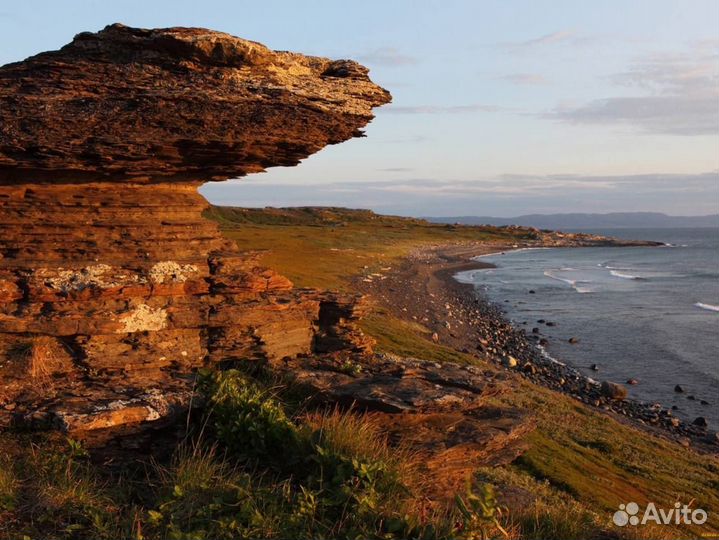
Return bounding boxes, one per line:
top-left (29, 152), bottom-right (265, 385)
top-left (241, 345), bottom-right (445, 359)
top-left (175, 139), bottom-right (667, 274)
top-left (0, 24), bottom-right (388, 441)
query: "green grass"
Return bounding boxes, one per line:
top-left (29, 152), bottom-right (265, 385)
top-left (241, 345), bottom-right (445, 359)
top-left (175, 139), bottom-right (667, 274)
top-left (361, 308), bottom-right (480, 366)
top-left (208, 206), bottom-right (531, 290)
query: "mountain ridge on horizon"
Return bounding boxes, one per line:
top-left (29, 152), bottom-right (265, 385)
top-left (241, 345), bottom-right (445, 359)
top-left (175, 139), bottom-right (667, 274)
top-left (424, 211), bottom-right (719, 229)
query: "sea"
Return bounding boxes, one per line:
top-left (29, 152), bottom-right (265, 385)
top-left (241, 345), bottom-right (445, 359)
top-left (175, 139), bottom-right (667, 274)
top-left (456, 228), bottom-right (719, 428)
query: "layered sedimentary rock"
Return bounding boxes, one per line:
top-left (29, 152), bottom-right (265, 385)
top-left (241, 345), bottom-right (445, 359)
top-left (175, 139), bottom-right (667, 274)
top-left (0, 24), bottom-right (389, 440)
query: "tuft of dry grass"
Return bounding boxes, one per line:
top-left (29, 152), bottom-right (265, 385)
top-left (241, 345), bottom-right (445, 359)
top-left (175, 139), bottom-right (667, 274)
top-left (9, 336), bottom-right (73, 379)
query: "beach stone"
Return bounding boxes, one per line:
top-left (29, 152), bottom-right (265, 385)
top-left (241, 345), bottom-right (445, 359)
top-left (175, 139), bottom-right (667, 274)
top-left (692, 417), bottom-right (708, 428)
top-left (674, 384), bottom-right (685, 393)
top-left (591, 364), bottom-right (599, 371)
top-left (600, 381), bottom-right (628, 400)
top-left (568, 337), bottom-right (579, 344)
top-left (431, 332), bottom-right (439, 343)
top-left (503, 356), bottom-right (518, 368)
top-left (546, 321), bottom-right (556, 327)
top-left (626, 378), bottom-right (639, 385)
top-left (528, 290), bottom-right (536, 294)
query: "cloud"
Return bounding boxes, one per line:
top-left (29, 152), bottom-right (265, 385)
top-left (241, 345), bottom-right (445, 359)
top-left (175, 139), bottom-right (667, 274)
top-left (356, 47), bottom-right (418, 66)
top-left (380, 104), bottom-right (506, 114)
top-left (498, 73), bottom-right (548, 85)
top-left (519, 30), bottom-right (575, 47)
top-left (501, 30), bottom-right (575, 51)
top-left (544, 45), bottom-right (719, 135)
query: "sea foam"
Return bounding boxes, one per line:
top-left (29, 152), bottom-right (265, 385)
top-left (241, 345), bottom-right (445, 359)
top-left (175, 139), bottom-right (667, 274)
top-left (695, 302), bottom-right (719, 312)
top-left (544, 270), bottom-right (594, 293)
top-left (610, 270), bottom-right (642, 280)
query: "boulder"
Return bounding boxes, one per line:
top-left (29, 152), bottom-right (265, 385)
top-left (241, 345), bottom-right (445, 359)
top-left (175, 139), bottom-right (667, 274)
top-left (503, 356), bottom-right (518, 368)
top-left (600, 381), bottom-right (628, 400)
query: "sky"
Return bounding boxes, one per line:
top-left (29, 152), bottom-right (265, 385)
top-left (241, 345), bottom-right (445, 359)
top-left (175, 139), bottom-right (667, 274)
top-left (1, 0), bottom-right (718, 216)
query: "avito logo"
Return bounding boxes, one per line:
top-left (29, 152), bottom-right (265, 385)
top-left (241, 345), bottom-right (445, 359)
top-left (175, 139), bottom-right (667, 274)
top-left (613, 501), bottom-right (708, 527)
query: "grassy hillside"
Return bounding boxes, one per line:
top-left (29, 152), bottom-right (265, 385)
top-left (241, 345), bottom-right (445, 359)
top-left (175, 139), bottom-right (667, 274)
top-left (211, 206), bottom-right (719, 538)
top-left (206, 206), bottom-right (533, 290)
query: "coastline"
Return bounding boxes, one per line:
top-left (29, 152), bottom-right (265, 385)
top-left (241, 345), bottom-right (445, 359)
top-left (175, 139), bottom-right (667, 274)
top-left (356, 241), bottom-right (718, 452)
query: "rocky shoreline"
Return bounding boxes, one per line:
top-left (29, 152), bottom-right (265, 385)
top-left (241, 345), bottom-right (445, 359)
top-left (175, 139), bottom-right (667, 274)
top-left (356, 242), bottom-right (719, 452)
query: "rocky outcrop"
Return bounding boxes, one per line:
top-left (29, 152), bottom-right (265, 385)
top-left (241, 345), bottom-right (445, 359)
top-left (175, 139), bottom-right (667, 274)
top-left (0, 24), bottom-right (390, 183)
top-left (0, 24), bottom-right (389, 441)
top-left (284, 353), bottom-right (535, 499)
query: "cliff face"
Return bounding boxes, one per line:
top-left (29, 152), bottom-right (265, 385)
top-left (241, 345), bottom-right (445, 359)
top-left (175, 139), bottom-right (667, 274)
top-left (0, 24), bottom-right (388, 442)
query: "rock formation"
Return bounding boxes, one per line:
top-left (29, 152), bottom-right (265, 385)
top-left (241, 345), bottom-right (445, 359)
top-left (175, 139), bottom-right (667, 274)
top-left (0, 24), bottom-right (389, 441)
top-left (0, 26), bottom-right (533, 483)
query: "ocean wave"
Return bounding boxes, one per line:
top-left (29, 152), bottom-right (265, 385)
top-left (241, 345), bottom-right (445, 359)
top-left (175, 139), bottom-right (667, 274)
top-left (574, 286), bottom-right (594, 293)
top-left (544, 270), bottom-right (576, 286)
top-left (453, 270), bottom-right (479, 284)
top-left (474, 247), bottom-right (552, 259)
top-left (545, 270), bottom-right (595, 293)
top-left (536, 344), bottom-right (565, 366)
top-left (695, 302), bottom-right (719, 312)
top-left (610, 270), bottom-right (643, 280)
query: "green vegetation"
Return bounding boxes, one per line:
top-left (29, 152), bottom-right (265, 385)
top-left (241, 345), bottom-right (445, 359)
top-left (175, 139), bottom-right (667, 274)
top-left (2, 363), bottom-right (698, 539)
top-left (0, 370), bottom-right (512, 540)
top-left (207, 206), bottom-right (532, 289)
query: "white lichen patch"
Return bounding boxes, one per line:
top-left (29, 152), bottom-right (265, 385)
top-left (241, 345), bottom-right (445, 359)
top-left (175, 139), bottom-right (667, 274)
top-left (41, 264), bottom-right (126, 292)
top-left (118, 304), bottom-right (167, 333)
top-left (148, 261), bottom-right (199, 284)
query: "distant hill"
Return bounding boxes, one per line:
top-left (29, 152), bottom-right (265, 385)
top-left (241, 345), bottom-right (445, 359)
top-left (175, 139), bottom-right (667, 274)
top-left (424, 212), bottom-right (719, 229)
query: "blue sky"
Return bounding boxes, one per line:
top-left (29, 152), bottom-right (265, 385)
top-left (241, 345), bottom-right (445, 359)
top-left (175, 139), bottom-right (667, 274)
top-left (1, 0), bottom-right (718, 216)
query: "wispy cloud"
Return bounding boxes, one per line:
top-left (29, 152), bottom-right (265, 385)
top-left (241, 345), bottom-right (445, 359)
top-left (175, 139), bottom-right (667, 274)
top-left (380, 103), bottom-right (506, 114)
top-left (544, 44), bottom-right (719, 135)
top-left (377, 167), bottom-right (414, 172)
top-left (498, 73), bottom-right (549, 85)
top-left (501, 30), bottom-right (575, 52)
top-left (356, 47), bottom-right (418, 66)
top-left (519, 30), bottom-right (575, 47)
